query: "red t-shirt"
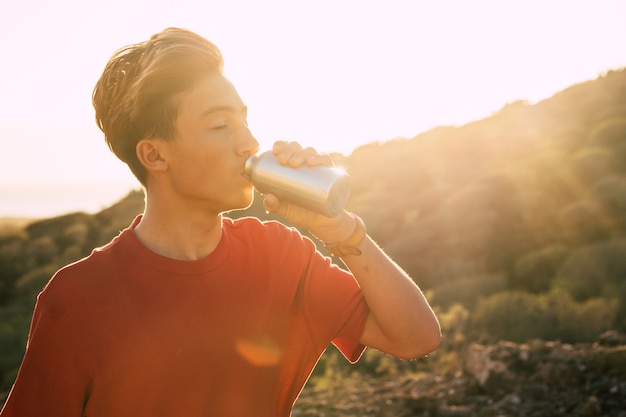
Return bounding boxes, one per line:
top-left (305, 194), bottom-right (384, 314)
top-left (1, 216), bottom-right (368, 417)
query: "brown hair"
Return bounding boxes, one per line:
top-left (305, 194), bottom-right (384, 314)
top-left (92, 28), bottom-right (224, 185)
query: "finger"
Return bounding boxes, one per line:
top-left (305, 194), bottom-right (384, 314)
top-left (305, 153), bottom-right (334, 168)
top-left (272, 140), bottom-right (289, 153)
top-left (262, 193), bottom-right (281, 213)
top-left (287, 147), bottom-right (317, 167)
top-left (262, 193), bottom-right (312, 225)
top-left (271, 142), bottom-right (332, 168)
top-left (263, 195), bottom-right (301, 225)
top-left (273, 141), bottom-right (302, 164)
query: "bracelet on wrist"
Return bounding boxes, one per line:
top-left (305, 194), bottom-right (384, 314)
top-left (324, 214), bottom-right (367, 257)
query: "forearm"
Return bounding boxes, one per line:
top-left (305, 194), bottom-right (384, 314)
top-left (312, 212), bottom-right (440, 359)
top-left (342, 234), bottom-right (441, 359)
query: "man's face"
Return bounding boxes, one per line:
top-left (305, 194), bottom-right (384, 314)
top-left (160, 73), bottom-right (259, 213)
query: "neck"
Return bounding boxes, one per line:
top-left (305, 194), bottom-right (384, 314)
top-left (133, 202), bottom-right (223, 261)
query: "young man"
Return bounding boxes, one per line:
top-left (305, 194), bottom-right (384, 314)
top-left (1, 28), bottom-right (440, 416)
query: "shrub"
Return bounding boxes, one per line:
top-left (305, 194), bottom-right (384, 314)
top-left (431, 273), bottom-right (507, 308)
top-left (471, 290), bottom-right (545, 343)
top-left (435, 303), bottom-right (470, 374)
top-left (559, 200), bottom-right (611, 244)
top-left (512, 244), bottom-right (569, 293)
top-left (0, 305), bottom-right (31, 392)
top-left (553, 239), bottom-right (626, 301)
top-left (570, 146), bottom-right (618, 185)
top-left (587, 116), bottom-right (626, 157)
top-left (15, 264), bottom-right (58, 304)
top-left (586, 175), bottom-right (626, 233)
top-left (471, 289), bottom-right (618, 343)
top-left (0, 235), bottom-right (27, 305)
top-left (24, 236), bottom-right (58, 268)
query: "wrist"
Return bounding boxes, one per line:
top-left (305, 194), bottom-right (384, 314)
top-left (323, 213), bottom-right (367, 257)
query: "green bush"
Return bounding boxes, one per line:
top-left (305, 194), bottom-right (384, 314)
top-left (552, 239), bottom-right (626, 301)
top-left (559, 200), bottom-right (613, 244)
top-left (587, 116), bottom-right (626, 157)
top-left (512, 244), bottom-right (569, 293)
top-left (15, 264), bottom-right (58, 305)
top-left (0, 235), bottom-right (27, 305)
top-left (587, 176), bottom-right (626, 233)
top-left (570, 146), bottom-right (619, 185)
top-left (431, 273), bottom-right (507, 308)
top-left (0, 305), bottom-right (30, 392)
top-left (471, 290), bottom-right (544, 342)
top-left (432, 304), bottom-right (470, 373)
top-left (471, 289), bottom-right (618, 343)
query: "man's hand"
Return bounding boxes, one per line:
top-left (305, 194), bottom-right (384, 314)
top-left (261, 141), bottom-right (355, 244)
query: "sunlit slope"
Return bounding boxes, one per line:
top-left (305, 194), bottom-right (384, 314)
top-left (340, 68), bottom-right (626, 335)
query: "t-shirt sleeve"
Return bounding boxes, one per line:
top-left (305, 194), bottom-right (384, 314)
top-left (295, 233), bottom-right (369, 364)
top-left (330, 293), bottom-right (369, 363)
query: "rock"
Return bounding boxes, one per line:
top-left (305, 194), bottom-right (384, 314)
top-left (293, 332), bottom-right (626, 417)
top-left (462, 343), bottom-right (516, 395)
top-left (604, 345), bottom-right (626, 374)
top-left (595, 330), bottom-right (626, 347)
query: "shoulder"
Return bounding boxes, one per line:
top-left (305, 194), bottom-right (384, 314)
top-left (223, 216), bottom-right (319, 258)
top-left (224, 216), bottom-right (305, 241)
top-left (38, 233), bottom-right (122, 307)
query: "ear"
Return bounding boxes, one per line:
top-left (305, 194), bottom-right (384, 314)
top-left (136, 139), bottom-right (168, 173)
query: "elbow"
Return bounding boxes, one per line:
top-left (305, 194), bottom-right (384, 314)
top-left (397, 322), bottom-right (442, 360)
top-left (419, 325), bottom-right (443, 358)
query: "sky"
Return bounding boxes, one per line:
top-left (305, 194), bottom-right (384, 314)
top-left (1, 0), bottom-right (625, 218)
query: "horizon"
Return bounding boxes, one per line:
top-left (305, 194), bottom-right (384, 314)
top-left (2, 0), bottom-right (625, 218)
top-left (0, 180), bottom-right (141, 219)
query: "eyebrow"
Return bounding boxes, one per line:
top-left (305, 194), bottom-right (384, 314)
top-left (200, 105), bottom-right (248, 119)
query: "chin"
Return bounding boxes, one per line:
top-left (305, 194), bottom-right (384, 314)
top-left (231, 191), bottom-right (255, 211)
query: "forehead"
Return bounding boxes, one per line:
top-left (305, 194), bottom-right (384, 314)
top-left (178, 73), bottom-right (244, 117)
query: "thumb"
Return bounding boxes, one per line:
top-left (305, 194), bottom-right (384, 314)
top-left (261, 193), bottom-right (314, 228)
top-left (262, 193), bottom-right (282, 214)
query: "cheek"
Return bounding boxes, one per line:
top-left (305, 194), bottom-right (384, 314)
top-left (196, 153), bottom-right (236, 192)
top-left (169, 132), bottom-right (236, 186)
top-left (179, 141), bottom-right (225, 177)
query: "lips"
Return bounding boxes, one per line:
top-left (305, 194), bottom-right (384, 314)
top-left (241, 158), bottom-right (254, 182)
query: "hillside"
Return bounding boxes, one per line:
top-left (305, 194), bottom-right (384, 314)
top-left (1, 68), bottom-right (626, 414)
top-left (341, 68), bottom-right (626, 337)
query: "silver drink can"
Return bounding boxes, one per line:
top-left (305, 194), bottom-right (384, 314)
top-left (245, 151), bottom-right (350, 218)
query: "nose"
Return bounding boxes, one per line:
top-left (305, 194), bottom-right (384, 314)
top-left (236, 125), bottom-right (259, 157)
